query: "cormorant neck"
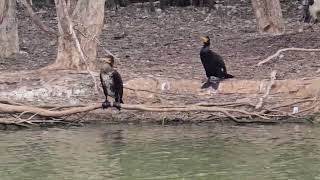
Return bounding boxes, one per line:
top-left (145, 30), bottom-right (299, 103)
top-left (203, 43), bottom-right (210, 48)
top-left (101, 63), bottom-right (113, 73)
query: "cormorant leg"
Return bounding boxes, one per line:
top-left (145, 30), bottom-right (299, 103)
top-left (114, 102), bottom-right (121, 111)
top-left (201, 81), bottom-right (210, 89)
top-left (102, 100), bottom-right (111, 109)
top-left (208, 76), bottom-right (220, 90)
top-left (201, 78), bottom-right (211, 89)
top-left (302, 5), bottom-right (311, 23)
top-left (201, 76), bottom-right (220, 90)
top-left (114, 95), bottom-right (122, 111)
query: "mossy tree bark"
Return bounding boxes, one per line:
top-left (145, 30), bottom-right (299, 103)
top-left (51, 0), bottom-right (105, 71)
top-left (251, 0), bottom-right (285, 34)
top-left (0, 0), bottom-right (19, 57)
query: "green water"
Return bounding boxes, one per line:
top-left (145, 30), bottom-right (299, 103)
top-left (1, 123), bottom-right (320, 180)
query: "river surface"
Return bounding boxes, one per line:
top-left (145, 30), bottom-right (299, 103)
top-left (0, 123), bottom-right (320, 180)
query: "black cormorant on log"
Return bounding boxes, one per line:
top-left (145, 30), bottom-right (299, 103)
top-left (199, 36), bottom-right (234, 89)
top-left (99, 55), bottom-right (124, 110)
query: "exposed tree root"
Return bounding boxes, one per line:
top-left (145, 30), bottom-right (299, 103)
top-left (0, 102), bottom-right (101, 117)
top-left (0, 96), bottom-right (318, 127)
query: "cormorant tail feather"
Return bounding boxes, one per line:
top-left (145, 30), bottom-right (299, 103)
top-left (224, 73), bottom-right (234, 79)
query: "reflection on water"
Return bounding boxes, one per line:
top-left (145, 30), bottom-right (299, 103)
top-left (0, 123), bottom-right (320, 180)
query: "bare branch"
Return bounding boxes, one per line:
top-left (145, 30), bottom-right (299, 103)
top-left (255, 70), bottom-right (277, 110)
top-left (257, 47), bottom-right (320, 66)
top-left (73, 24), bottom-right (120, 63)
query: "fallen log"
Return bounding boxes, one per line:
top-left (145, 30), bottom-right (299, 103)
top-left (1, 70), bottom-right (320, 104)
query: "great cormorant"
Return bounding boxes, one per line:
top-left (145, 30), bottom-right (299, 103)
top-left (199, 36), bottom-right (234, 89)
top-left (308, 0), bottom-right (320, 23)
top-left (302, 0), bottom-right (313, 22)
top-left (99, 55), bottom-right (124, 110)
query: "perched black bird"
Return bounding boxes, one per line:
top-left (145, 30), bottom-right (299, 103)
top-left (308, 0), bottom-right (320, 24)
top-left (199, 36), bottom-right (234, 89)
top-left (302, 0), bottom-right (315, 23)
top-left (99, 55), bottom-right (124, 110)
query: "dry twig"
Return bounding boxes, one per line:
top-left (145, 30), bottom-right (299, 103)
top-left (257, 47), bottom-right (320, 66)
top-left (73, 24), bottom-right (120, 63)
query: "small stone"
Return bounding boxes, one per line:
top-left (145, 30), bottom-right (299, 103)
top-left (156, 8), bottom-right (162, 14)
top-left (279, 54), bottom-right (284, 59)
top-left (19, 51), bottom-right (29, 55)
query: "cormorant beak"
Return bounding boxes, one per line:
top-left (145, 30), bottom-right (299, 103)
top-left (106, 59), bottom-right (115, 67)
top-left (200, 36), bottom-right (209, 43)
top-left (105, 59), bottom-right (112, 65)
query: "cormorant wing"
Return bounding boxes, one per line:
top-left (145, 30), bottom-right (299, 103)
top-left (110, 70), bottom-right (123, 91)
top-left (205, 50), bottom-right (227, 78)
top-left (208, 50), bottom-right (226, 70)
top-left (100, 73), bottom-right (109, 97)
top-left (110, 70), bottom-right (124, 103)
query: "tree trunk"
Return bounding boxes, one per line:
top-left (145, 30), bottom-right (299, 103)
top-left (251, 0), bottom-right (285, 34)
top-left (106, 0), bottom-right (116, 9)
top-left (0, 0), bottom-right (19, 57)
top-left (199, 0), bottom-right (204, 7)
top-left (28, 0), bottom-right (33, 6)
top-left (51, 0), bottom-right (105, 71)
top-left (159, 0), bottom-right (167, 9)
top-left (149, 0), bottom-right (155, 12)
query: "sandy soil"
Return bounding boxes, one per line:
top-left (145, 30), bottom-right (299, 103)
top-left (1, 0), bottom-right (320, 81)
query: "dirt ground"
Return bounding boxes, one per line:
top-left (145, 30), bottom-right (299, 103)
top-left (1, 0), bottom-right (320, 81)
